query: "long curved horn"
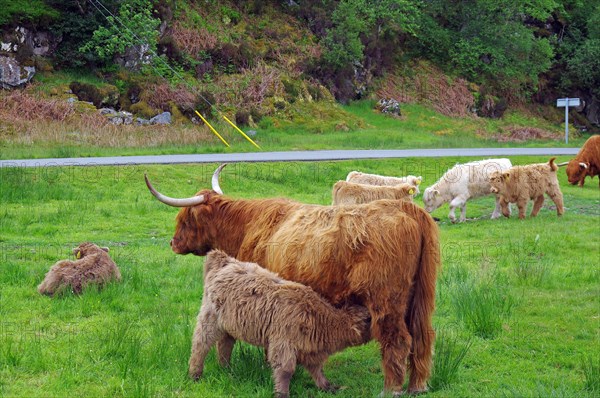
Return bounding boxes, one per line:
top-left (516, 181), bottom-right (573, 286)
top-left (211, 163), bottom-right (228, 195)
top-left (145, 174), bottom-right (206, 207)
top-left (579, 162), bottom-right (588, 169)
top-left (556, 161), bottom-right (569, 167)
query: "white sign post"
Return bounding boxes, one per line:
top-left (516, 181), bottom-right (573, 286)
top-left (556, 97), bottom-right (580, 144)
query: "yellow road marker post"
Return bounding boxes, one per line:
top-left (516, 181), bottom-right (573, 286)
top-left (195, 110), bottom-right (230, 148)
top-left (222, 115), bottom-right (261, 149)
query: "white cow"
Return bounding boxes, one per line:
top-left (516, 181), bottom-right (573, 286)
top-left (422, 158), bottom-right (512, 222)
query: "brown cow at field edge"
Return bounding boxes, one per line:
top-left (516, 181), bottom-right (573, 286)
top-left (145, 164), bottom-right (440, 395)
top-left (563, 135), bottom-right (600, 187)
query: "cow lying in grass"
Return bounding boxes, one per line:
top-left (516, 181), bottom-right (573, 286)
top-left (346, 171), bottom-right (422, 194)
top-left (489, 157), bottom-right (564, 219)
top-left (38, 242), bottom-right (121, 296)
top-left (332, 180), bottom-right (416, 205)
top-left (189, 250), bottom-right (371, 398)
top-left (423, 158), bottom-right (512, 222)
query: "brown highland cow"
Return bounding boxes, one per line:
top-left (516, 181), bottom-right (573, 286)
top-left (563, 135), bottom-right (600, 187)
top-left (146, 164), bottom-right (440, 395)
top-left (189, 250), bottom-right (371, 398)
top-left (489, 158), bottom-right (564, 219)
top-left (37, 242), bottom-right (121, 296)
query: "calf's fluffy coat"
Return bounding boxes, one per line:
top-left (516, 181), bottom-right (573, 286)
top-left (489, 157), bottom-right (564, 219)
top-left (38, 242), bottom-right (121, 296)
top-left (423, 158), bottom-right (512, 222)
top-left (189, 250), bottom-right (371, 398)
top-left (332, 180), bottom-right (416, 205)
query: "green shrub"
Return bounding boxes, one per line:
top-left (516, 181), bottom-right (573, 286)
top-left (130, 101), bottom-right (159, 119)
top-left (429, 328), bottom-right (472, 391)
top-left (451, 271), bottom-right (515, 339)
top-left (0, 0), bottom-right (58, 26)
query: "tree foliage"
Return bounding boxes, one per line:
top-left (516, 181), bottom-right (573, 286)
top-left (560, 2), bottom-right (600, 98)
top-left (416, 0), bottom-right (556, 92)
top-left (79, 0), bottom-right (160, 65)
top-left (0, 0), bottom-right (59, 27)
top-left (321, 0), bottom-right (420, 71)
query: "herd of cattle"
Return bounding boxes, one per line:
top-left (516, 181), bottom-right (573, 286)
top-left (37, 135), bottom-right (599, 397)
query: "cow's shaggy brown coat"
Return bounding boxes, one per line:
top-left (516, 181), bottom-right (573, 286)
top-left (489, 158), bottom-right (564, 219)
top-left (332, 180), bottom-right (415, 205)
top-left (146, 172), bottom-right (440, 395)
top-left (565, 135), bottom-right (600, 187)
top-left (189, 250), bottom-right (371, 398)
top-left (37, 242), bottom-right (121, 296)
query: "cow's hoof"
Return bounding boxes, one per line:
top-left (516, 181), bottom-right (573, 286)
top-left (189, 369), bottom-right (203, 381)
top-left (378, 390), bottom-right (405, 397)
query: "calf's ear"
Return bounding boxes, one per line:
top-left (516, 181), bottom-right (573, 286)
top-left (408, 188), bottom-right (415, 195)
top-left (502, 172), bottom-right (510, 181)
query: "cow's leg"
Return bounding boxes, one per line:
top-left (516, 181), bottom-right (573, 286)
top-left (530, 195), bottom-right (544, 217)
top-left (216, 333), bottom-right (236, 366)
top-left (516, 198), bottom-right (528, 219)
top-left (189, 307), bottom-right (223, 380)
top-left (500, 197), bottom-right (511, 218)
top-left (459, 203), bottom-right (467, 222)
top-left (305, 361), bottom-right (338, 392)
top-left (491, 195), bottom-right (502, 219)
top-left (370, 303), bottom-right (412, 395)
top-left (547, 187), bottom-right (564, 216)
top-left (448, 197), bottom-right (465, 223)
top-left (268, 344), bottom-right (296, 398)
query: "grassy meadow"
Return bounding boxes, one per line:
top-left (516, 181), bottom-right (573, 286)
top-left (0, 99), bottom-right (589, 160)
top-left (1, 156), bottom-right (598, 397)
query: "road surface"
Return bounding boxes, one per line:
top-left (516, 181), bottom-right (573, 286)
top-left (0, 148), bottom-right (579, 168)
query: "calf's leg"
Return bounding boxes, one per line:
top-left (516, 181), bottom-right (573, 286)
top-left (305, 362), bottom-right (338, 392)
top-left (189, 307), bottom-right (224, 380)
top-left (530, 195), bottom-right (545, 217)
top-left (517, 198), bottom-right (528, 219)
top-left (217, 334), bottom-right (236, 366)
top-left (268, 344), bottom-right (297, 398)
top-left (546, 186), bottom-right (564, 216)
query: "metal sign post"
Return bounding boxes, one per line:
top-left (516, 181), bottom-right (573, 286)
top-left (556, 97), bottom-right (580, 144)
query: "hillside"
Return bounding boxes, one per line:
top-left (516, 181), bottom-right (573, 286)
top-left (0, 0), bottom-right (598, 152)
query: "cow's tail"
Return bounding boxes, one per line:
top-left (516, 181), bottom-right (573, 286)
top-left (549, 157), bottom-right (558, 172)
top-left (407, 210), bottom-right (440, 392)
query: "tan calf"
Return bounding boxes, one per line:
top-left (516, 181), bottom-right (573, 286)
top-left (489, 158), bottom-right (564, 219)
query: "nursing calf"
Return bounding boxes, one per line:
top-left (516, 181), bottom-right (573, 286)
top-left (189, 250), bottom-right (371, 398)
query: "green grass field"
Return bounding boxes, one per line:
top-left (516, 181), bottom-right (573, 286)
top-left (1, 156), bottom-right (598, 397)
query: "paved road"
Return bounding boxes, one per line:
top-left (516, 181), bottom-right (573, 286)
top-left (0, 148), bottom-right (579, 168)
